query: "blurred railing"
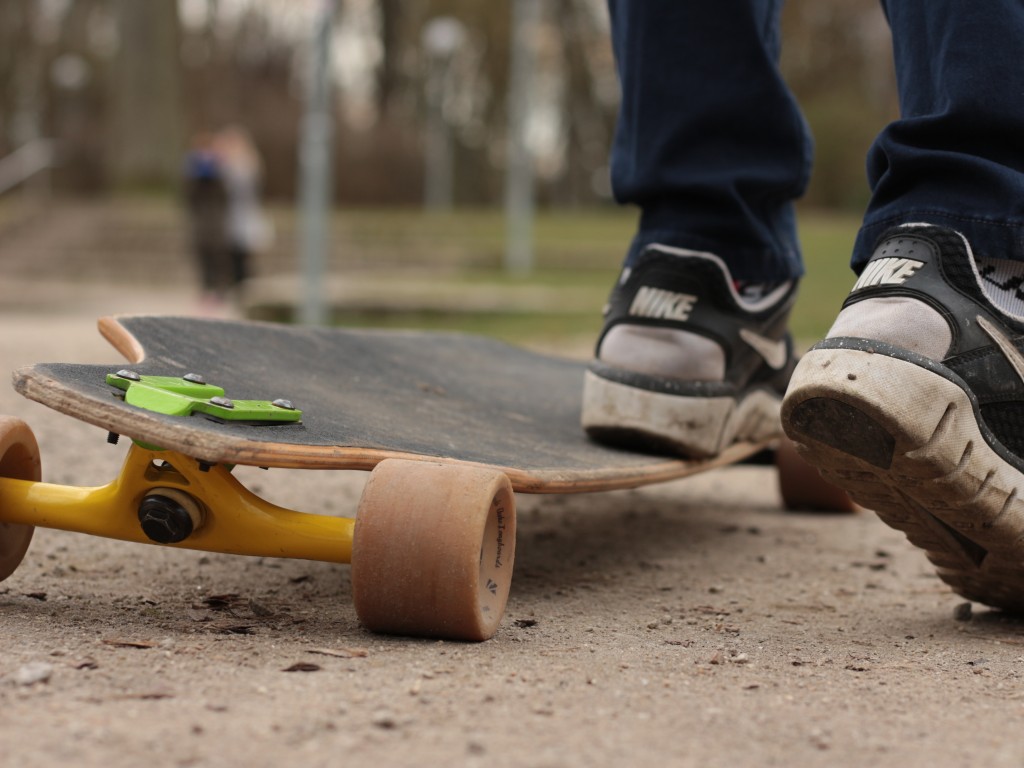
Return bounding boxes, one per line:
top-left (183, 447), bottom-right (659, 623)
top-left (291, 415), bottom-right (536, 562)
top-left (0, 139), bottom-right (57, 239)
top-left (0, 139), bottom-right (55, 197)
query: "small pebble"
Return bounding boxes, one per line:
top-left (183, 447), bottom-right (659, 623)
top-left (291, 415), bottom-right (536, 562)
top-left (953, 602), bottom-right (973, 622)
top-left (371, 710), bottom-right (398, 730)
top-left (15, 662), bottom-right (54, 686)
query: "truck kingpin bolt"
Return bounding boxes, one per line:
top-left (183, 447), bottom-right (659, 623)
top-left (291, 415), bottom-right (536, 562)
top-left (138, 492), bottom-right (201, 544)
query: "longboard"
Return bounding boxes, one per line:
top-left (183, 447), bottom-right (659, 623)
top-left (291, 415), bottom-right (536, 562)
top-left (13, 315), bottom-right (769, 493)
top-left (1, 316), bottom-right (840, 641)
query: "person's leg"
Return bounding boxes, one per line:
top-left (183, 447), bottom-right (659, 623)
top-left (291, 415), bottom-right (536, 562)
top-left (849, 0), bottom-right (1024, 323)
top-left (783, 1), bottom-right (1024, 611)
top-left (852, 0), bottom-right (1024, 270)
top-left (196, 243), bottom-right (219, 293)
top-left (607, 0), bottom-right (811, 281)
top-left (230, 244), bottom-right (250, 287)
top-left (583, 0), bottom-right (809, 458)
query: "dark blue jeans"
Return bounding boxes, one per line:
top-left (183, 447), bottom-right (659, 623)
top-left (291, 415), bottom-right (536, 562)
top-left (608, 0), bottom-right (1024, 280)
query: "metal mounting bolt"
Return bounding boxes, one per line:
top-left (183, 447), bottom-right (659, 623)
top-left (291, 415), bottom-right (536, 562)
top-left (116, 369), bottom-right (141, 381)
top-left (209, 396), bottom-right (234, 409)
top-left (138, 492), bottom-right (201, 544)
top-left (271, 399), bottom-right (295, 410)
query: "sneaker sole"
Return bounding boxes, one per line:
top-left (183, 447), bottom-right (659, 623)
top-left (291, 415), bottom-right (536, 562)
top-left (783, 347), bottom-right (1024, 612)
top-left (582, 370), bottom-right (782, 458)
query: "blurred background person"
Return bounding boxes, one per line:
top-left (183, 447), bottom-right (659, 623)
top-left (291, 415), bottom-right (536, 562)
top-left (183, 130), bottom-right (231, 313)
top-left (215, 125), bottom-right (271, 294)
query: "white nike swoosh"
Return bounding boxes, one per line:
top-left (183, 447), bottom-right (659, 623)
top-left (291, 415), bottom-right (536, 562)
top-left (978, 315), bottom-right (1024, 383)
top-left (739, 328), bottom-right (788, 370)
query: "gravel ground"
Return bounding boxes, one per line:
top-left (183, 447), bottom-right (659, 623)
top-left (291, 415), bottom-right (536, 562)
top-left (2, 293), bottom-right (1024, 768)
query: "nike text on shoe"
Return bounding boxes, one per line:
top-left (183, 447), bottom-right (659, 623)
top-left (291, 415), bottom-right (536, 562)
top-left (582, 245), bottom-right (797, 458)
top-left (783, 224), bottom-right (1024, 612)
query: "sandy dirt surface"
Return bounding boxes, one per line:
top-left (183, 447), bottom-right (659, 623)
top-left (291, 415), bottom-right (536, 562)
top-left (3, 296), bottom-right (1024, 768)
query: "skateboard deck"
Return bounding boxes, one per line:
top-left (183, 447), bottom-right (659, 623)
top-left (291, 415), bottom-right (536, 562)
top-left (12, 315), bottom-right (769, 493)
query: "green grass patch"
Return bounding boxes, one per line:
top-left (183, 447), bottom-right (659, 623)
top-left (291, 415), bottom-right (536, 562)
top-left (254, 206), bottom-right (861, 349)
top-left (791, 209), bottom-right (860, 344)
top-left (325, 310), bottom-right (605, 349)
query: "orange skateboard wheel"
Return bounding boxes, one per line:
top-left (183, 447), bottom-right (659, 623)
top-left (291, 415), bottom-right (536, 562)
top-left (0, 417), bottom-right (40, 581)
top-left (352, 459), bottom-right (516, 641)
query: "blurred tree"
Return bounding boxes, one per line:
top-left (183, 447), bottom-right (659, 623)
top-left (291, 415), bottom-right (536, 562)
top-left (0, 0), bottom-right (898, 211)
top-left (781, 0), bottom-right (898, 210)
top-left (107, 0), bottom-right (184, 191)
top-left (546, 0), bottom-right (617, 206)
top-left (0, 2), bottom-right (45, 155)
top-left (367, 0), bottom-right (616, 207)
top-left (0, 1), bottom-right (112, 192)
top-left (50, 0), bottom-right (111, 193)
top-left (179, 0), bottom-right (300, 199)
top-left (375, 0), bottom-right (405, 120)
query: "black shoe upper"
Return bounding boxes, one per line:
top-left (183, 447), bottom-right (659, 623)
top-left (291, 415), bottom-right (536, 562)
top-left (591, 245), bottom-right (798, 399)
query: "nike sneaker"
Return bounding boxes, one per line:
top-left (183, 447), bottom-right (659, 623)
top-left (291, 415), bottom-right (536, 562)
top-left (783, 224), bottom-right (1024, 612)
top-left (582, 244), bottom-right (798, 458)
